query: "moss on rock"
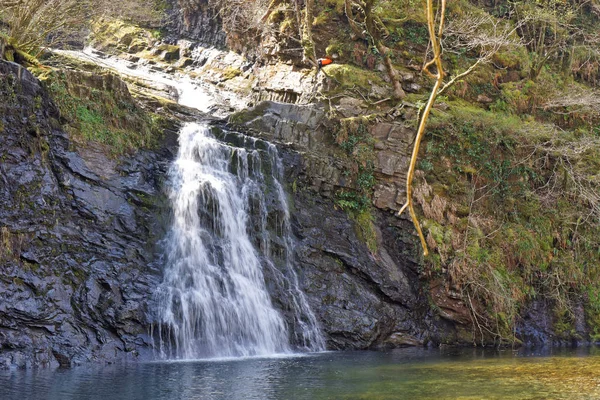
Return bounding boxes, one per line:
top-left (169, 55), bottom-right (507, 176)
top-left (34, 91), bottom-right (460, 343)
top-left (39, 68), bottom-right (161, 155)
top-left (89, 19), bottom-right (156, 55)
top-left (324, 63), bottom-right (386, 93)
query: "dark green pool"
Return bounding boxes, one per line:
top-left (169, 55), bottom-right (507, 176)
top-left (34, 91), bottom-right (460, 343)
top-left (3, 347), bottom-right (600, 399)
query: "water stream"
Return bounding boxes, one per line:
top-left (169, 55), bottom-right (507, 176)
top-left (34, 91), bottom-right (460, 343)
top-left (153, 122), bottom-right (324, 359)
top-left (56, 46), bottom-right (324, 359)
top-left (53, 47), bottom-right (249, 115)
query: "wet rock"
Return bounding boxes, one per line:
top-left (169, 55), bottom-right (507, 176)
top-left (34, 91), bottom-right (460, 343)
top-left (175, 57), bottom-right (194, 68)
top-left (166, 0), bottom-right (227, 47)
top-left (125, 54), bottom-right (141, 63)
top-left (379, 332), bottom-right (424, 348)
top-left (128, 40), bottom-right (148, 54)
top-left (0, 60), bottom-right (171, 368)
top-left (404, 83), bottom-right (422, 93)
top-left (287, 189), bottom-right (429, 349)
top-left (234, 103), bottom-right (439, 349)
top-left (160, 48), bottom-right (180, 62)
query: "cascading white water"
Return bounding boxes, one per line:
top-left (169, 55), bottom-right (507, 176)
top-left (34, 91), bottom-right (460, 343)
top-left (54, 45), bottom-right (324, 358)
top-left (263, 145), bottom-right (326, 352)
top-left (155, 122), bottom-right (324, 359)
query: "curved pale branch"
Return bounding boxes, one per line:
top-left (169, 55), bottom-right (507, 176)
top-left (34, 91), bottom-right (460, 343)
top-left (398, 0), bottom-right (446, 257)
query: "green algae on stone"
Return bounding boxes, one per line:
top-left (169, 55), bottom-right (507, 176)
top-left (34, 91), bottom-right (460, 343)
top-left (323, 63), bottom-right (387, 95)
top-left (222, 66), bottom-right (242, 81)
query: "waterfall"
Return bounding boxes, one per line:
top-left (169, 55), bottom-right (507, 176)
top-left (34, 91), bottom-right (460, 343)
top-left (155, 122), bottom-right (324, 359)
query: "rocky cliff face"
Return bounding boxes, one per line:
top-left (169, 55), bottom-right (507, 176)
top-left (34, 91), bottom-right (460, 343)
top-left (0, 6), bottom-right (475, 365)
top-left (230, 101), bottom-right (455, 349)
top-left (151, 2), bottom-right (508, 346)
top-left (0, 60), bottom-right (175, 368)
top-left (0, 55), bottom-right (450, 368)
top-left (166, 0), bottom-right (226, 47)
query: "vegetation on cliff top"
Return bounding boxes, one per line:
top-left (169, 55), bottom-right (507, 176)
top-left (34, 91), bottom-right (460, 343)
top-left (40, 67), bottom-right (162, 155)
top-left (0, 1), bottom-right (167, 155)
top-left (0, 0), bottom-right (164, 56)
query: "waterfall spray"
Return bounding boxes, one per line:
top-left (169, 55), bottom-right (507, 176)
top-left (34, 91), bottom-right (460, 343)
top-left (155, 122), bottom-right (324, 359)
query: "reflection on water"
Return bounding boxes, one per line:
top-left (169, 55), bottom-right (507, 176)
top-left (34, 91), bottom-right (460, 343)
top-left (3, 347), bottom-right (600, 400)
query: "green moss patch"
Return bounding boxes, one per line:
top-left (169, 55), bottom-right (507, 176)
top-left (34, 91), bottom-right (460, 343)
top-left (40, 69), bottom-right (161, 155)
top-left (88, 19), bottom-right (155, 54)
top-left (324, 63), bottom-right (386, 92)
top-left (222, 66), bottom-right (242, 81)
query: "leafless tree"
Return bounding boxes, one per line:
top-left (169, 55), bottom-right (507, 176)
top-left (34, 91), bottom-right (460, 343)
top-left (398, 6), bottom-right (522, 256)
top-left (542, 86), bottom-right (600, 119)
top-left (513, 0), bottom-right (584, 79)
top-left (206, 0), bottom-right (271, 35)
top-left (529, 124), bottom-right (600, 224)
top-left (397, 0), bottom-right (446, 256)
top-left (439, 12), bottom-right (523, 96)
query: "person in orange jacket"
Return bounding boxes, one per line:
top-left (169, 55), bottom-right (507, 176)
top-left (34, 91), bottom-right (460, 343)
top-left (317, 57), bottom-right (333, 69)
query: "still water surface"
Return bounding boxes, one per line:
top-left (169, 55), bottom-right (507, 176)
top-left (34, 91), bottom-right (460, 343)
top-left (3, 347), bottom-right (600, 400)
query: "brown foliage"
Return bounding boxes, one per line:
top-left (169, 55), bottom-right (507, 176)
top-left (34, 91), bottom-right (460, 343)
top-left (0, 0), bottom-right (164, 53)
top-left (0, 0), bottom-right (92, 52)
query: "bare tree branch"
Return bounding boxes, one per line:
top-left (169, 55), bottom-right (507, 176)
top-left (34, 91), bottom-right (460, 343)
top-left (398, 0), bottom-right (447, 256)
top-left (438, 12), bottom-right (523, 95)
